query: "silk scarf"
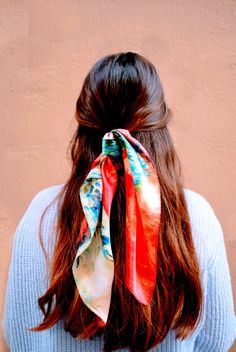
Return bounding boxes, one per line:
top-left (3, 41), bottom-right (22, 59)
top-left (72, 128), bottom-right (161, 325)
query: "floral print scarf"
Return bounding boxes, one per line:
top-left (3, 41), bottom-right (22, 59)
top-left (72, 129), bottom-right (161, 325)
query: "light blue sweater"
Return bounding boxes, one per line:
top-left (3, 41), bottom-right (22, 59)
top-left (2, 184), bottom-right (236, 351)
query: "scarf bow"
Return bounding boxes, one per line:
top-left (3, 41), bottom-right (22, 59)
top-left (72, 129), bottom-right (161, 324)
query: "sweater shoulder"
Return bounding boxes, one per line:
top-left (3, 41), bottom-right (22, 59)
top-left (21, 183), bottom-right (65, 222)
top-left (27, 183), bottom-right (65, 210)
top-left (182, 187), bottom-right (224, 271)
top-left (11, 183), bottom-right (66, 256)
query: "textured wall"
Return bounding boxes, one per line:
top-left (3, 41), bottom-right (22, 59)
top-left (0, 1), bottom-right (235, 351)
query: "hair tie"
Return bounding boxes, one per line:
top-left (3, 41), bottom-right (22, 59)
top-left (72, 129), bottom-right (161, 324)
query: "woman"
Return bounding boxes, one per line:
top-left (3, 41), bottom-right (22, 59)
top-left (2, 52), bottom-right (236, 352)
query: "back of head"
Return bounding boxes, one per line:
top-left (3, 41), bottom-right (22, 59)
top-left (76, 51), bottom-right (170, 133)
top-left (30, 52), bottom-right (203, 352)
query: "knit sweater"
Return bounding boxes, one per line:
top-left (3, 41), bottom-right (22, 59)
top-left (2, 184), bottom-right (236, 352)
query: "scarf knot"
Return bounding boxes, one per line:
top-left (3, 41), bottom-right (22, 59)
top-left (102, 131), bottom-right (124, 159)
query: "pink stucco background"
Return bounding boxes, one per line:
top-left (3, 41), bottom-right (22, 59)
top-left (0, 1), bottom-right (235, 350)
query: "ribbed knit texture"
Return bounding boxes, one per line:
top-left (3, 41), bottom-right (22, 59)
top-left (2, 184), bottom-right (236, 351)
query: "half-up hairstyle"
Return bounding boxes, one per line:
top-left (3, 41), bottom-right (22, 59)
top-left (30, 52), bottom-right (203, 352)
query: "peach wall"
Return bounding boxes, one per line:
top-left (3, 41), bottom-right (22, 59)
top-left (0, 1), bottom-right (235, 351)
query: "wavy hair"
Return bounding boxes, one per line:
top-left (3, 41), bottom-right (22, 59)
top-left (30, 52), bottom-right (203, 352)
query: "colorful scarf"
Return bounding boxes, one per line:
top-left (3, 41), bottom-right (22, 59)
top-left (72, 129), bottom-right (161, 325)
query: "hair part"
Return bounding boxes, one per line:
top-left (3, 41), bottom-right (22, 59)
top-left (29, 51), bottom-right (203, 352)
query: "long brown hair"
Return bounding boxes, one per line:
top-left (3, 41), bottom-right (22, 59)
top-left (30, 52), bottom-right (203, 351)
